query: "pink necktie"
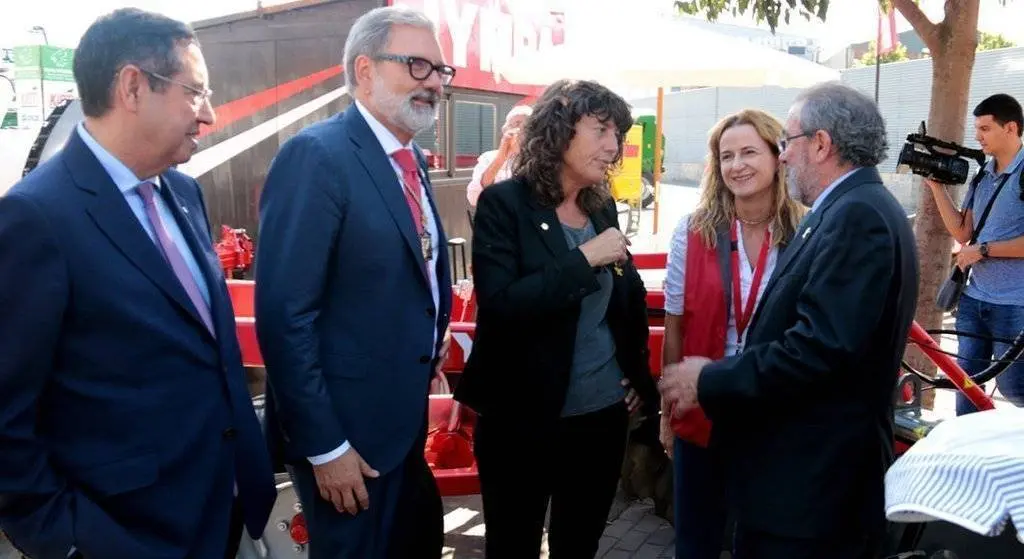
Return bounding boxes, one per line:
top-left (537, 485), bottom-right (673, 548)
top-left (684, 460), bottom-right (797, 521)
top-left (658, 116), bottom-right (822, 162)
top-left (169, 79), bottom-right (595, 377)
top-left (391, 148), bottom-right (425, 237)
top-left (137, 182), bottom-right (215, 336)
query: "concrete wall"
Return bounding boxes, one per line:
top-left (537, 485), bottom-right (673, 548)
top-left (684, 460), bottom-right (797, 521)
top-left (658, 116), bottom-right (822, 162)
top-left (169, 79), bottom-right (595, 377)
top-left (629, 46), bottom-right (1024, 213)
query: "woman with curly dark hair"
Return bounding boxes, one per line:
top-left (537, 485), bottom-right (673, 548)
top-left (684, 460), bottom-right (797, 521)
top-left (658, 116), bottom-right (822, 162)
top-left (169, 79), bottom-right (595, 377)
top-left (453, 79), bottom-right (659, 557)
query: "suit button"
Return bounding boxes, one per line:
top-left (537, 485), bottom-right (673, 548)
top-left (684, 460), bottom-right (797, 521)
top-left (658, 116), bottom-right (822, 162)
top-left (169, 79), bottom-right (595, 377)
top-left (222, 427), bottom-right (237, 440)
top-left (426, 308), bottom-right (436, 318)
top-left (419, 355), bottom-right (431, 364)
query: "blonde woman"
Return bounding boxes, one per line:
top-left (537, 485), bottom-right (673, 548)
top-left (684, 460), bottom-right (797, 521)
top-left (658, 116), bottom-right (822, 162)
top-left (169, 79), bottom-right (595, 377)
top-left (659, 109), bottom-right (805, 558)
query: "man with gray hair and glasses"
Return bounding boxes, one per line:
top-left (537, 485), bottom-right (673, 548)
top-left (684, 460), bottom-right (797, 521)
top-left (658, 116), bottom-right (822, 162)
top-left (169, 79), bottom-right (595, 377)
top-left (660, 82), bottom-right (919, 558)
top-left (255, 5), bottom-right (454, 557)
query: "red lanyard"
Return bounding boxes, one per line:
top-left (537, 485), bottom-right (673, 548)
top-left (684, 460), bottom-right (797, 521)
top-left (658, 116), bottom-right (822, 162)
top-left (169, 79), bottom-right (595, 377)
top-left (730, 220), bottom-right (772, 342)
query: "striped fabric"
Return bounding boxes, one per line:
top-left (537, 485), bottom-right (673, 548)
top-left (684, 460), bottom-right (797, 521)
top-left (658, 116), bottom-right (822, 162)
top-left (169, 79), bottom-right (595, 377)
top-left (885, 407), bottom-right (1024, 543)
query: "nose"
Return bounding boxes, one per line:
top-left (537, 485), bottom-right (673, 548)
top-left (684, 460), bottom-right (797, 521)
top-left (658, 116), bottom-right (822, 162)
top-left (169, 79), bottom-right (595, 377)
top-left (198, 97), bottom-right (216, 126)
top-left (422, 68), bottom-right (444, 92)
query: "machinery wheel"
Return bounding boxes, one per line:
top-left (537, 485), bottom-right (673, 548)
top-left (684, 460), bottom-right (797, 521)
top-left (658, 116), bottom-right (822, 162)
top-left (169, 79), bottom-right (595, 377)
top-left (641, 172), bottom-right (655, 209)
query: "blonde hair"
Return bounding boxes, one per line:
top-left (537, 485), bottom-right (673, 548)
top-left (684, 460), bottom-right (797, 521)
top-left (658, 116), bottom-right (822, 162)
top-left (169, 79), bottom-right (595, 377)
top-left (690, 109), bottom-right (806, 248)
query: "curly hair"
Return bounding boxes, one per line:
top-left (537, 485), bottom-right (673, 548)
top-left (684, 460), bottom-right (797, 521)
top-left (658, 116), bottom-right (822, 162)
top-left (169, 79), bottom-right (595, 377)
top-left (691, 109), bottom-right (806, 248)
top-left (512, 79), bottom-right (634, 214)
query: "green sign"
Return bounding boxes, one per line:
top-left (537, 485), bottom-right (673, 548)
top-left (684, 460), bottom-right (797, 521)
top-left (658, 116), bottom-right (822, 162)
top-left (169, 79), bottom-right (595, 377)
top-left (13, 45), bottom-right (74, 82)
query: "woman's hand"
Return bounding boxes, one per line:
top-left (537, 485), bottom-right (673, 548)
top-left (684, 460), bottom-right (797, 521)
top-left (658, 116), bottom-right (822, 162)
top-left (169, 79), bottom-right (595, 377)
top-left (622, 378), bottom-right (641, 413)
top-left (580, 228), bottom-right (630, 267)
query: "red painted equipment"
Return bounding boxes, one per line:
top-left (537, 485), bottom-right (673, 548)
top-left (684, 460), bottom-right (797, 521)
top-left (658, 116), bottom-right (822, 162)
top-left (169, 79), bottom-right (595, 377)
top-left (228, 251), bottom-right (1004, 501)
top-left (214, 226), bottom-right (255, 279)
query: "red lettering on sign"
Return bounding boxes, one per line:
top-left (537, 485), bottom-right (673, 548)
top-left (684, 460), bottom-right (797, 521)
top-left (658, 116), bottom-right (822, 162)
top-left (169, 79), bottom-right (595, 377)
top-left (391, 0), bottom-right (564, 96)
top-left (623, 144), bottom-right (639, 158)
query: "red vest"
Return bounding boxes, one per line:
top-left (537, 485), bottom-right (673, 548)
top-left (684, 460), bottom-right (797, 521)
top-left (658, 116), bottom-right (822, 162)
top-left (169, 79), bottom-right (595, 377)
top-left (670, 226), bottom-right (729, 448)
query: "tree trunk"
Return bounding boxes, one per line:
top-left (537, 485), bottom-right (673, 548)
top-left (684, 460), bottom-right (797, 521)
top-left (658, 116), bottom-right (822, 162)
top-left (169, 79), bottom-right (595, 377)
top-left (904, 0), bottom-right (980, 408)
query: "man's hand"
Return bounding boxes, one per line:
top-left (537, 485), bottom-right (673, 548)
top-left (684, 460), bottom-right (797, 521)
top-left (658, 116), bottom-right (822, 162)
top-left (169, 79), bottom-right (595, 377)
top-left (659, 356), bottom-right (711, 418)
top-left (312, 447), bottom-right (380, 515)
top-left (957, 244), bottom-right (983, 270)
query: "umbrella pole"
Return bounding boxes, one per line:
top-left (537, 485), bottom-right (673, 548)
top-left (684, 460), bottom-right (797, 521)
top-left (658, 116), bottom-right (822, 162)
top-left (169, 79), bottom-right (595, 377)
top-left (652, 87), bottom-right (664, 235)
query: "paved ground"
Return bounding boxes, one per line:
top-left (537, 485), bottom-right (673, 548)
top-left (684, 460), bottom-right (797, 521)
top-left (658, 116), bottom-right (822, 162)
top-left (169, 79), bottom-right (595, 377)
top-left (441, 492), bottom-right (682, 559)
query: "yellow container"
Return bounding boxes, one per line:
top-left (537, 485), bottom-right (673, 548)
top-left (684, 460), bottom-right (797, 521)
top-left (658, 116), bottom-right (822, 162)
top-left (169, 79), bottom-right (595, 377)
top-left (610, 124), bottom-right (643, 203)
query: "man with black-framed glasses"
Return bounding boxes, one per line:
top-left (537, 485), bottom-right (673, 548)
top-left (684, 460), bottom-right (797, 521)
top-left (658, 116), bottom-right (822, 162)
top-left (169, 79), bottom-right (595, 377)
top-left (256, 5), bottom-right (453, 558)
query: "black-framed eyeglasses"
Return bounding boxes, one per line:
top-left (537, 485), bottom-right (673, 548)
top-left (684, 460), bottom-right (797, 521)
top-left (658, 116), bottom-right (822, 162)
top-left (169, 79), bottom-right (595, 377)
top-left (139, 68), bottom-right (213, 106)
top-left (372, 53), bottom-right (455, 85)
top-left (778, 131), bottom-right (812, 153)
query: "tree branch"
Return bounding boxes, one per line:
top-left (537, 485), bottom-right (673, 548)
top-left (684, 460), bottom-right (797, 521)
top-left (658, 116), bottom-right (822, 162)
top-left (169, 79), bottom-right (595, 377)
top-left (892, 0), bottom-right (939, 52)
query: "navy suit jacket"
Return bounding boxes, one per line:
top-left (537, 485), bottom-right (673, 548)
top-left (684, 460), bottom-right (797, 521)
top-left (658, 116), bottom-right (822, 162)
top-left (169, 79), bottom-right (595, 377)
top-left (255, 104), bottom-right (453, 477)
top-left (0, 130), bottom-right (276, 558)
top-left (697, 168), bottom-right (919, 540)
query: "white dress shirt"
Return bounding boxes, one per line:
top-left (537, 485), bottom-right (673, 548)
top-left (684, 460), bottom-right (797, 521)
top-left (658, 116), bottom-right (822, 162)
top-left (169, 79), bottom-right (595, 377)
top-left (466, 149), bottom-right (514, 207)
top-left (663, 214), bottom-right (779, 356)
top-left (308, 100), bottom-right (442, 466)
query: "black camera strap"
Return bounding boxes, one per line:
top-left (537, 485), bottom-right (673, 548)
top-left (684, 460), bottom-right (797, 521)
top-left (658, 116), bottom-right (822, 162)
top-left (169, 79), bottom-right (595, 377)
top-left (967, 171), bottom-right (1012, 245)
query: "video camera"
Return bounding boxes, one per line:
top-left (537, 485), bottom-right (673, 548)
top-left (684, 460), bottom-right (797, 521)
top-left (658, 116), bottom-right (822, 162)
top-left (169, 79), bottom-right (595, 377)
top-left (896, 121), bottom-right (986, 185)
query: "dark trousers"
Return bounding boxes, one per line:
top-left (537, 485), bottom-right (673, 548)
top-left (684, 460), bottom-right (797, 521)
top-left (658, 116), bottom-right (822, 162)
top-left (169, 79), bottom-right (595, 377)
top-left (733, 525), bottom-right (883, 559)
top-left (474, 402), bottom-right (629, 559)
top-left (290, 437), bottom-right (443, 559)
top-left (672, 438), bottom-right (728, 559)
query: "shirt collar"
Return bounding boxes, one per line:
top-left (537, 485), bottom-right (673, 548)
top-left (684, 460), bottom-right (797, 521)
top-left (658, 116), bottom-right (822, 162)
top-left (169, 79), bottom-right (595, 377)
top-left (810, 167), bottom-right (860, 214)
top-left (76, 122), bottom-right (161, 193)
top-left (984, 144), bottom-right (1024, 177)
top-left (354, 99), bottom-right (412, 157)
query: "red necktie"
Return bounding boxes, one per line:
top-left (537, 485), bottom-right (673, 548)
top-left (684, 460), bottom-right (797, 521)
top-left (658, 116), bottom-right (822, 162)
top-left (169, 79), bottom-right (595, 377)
top-left (391, 148), bottom-right (425, 237)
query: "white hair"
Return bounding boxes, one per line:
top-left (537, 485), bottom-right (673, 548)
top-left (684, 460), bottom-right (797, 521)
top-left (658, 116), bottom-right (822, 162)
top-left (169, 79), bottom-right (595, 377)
top-left (343, 6), bottom-right (436, 91)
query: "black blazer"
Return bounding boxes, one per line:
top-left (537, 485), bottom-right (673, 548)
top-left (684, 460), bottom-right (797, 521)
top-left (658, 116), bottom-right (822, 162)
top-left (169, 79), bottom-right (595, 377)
top-left (697, 168), bottom-right (919, 540)
top-left (454, 177), bottom-right (658, 424)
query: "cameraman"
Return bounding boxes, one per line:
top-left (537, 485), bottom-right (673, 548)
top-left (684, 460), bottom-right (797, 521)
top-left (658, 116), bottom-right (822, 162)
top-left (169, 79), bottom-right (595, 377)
top-left (925, 93), bottom-right (1024, 415)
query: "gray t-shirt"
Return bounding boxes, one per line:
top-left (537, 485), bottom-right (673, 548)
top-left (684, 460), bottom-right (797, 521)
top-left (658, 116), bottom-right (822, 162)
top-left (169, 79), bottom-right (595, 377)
top-left (559, 220), bottom-right (626, 417)
top-left (962, 149), bottom-right (1024, 306)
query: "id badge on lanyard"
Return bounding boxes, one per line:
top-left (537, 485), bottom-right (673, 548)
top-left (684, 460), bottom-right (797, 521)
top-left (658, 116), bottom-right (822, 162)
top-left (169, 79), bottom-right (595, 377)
top-left (731, 221), bottom-right (771, 355)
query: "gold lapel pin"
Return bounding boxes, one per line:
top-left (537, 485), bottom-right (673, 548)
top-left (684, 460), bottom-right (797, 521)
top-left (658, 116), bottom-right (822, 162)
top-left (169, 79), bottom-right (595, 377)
top-left (613, 263), bottom-right (624, 276)
top-left (540, 222), bottom-right (549, 231)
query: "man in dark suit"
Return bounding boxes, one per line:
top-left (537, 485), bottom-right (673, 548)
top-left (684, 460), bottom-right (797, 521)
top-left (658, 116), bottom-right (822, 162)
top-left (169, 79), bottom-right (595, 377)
top-left (660, 82), bottom-right (919, 559)
top-left (0, 9), bottom-right (276, 559)
top-left (254, 6), bottom-right (453, 558)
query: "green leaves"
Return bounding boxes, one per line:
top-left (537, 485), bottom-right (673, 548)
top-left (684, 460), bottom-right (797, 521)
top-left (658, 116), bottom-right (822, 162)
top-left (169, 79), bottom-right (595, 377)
top-left (673, 0), bottom-right (831, 32)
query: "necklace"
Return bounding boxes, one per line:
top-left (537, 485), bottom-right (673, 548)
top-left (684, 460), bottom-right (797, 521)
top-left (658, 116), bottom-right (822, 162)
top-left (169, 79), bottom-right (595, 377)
top-left (737, 214), bottom-right (770, 226)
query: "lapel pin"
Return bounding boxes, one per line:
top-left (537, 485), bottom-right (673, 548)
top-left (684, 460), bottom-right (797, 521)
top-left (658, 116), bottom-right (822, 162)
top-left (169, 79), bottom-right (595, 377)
top-left (181, 206), bottom-right (189, 214)
top-left (540, 222), bottom-right (549, 231)
top-left (613, 263), bottom-right (624, 276)
top-left (802, 227), bottom-right (812, 240)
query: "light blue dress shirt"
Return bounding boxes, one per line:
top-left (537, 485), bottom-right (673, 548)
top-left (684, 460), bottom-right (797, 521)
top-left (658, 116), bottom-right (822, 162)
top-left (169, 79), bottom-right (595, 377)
top-left (76, 123), bottom-right (211, 308)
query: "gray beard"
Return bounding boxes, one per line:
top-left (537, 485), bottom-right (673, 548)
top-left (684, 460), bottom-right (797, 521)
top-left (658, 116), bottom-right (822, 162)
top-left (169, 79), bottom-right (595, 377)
top-left (372, 75), bottom-right (437, 134)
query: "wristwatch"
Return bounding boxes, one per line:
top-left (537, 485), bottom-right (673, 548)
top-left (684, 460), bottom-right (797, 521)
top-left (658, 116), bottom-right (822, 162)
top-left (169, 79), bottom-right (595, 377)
top-left (979, 242), bottom-right (990, 258)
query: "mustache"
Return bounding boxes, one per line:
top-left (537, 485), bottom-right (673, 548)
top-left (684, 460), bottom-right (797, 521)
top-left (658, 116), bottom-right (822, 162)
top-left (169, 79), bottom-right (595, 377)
top-left (407, 88), bottom-right (440, 107)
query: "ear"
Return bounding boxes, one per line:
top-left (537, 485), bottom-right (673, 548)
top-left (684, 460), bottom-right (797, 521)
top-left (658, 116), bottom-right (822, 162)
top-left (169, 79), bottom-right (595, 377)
top-left (354, 54), bottom-right (374, 94)
top-left (812, 129), bottom-right (834, 163)
top-left (115, 65), bottom-right (146, 114)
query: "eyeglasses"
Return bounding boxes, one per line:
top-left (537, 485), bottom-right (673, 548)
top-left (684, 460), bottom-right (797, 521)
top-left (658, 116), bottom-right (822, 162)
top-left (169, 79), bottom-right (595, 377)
top-left (139, 68), bottom-right (213, 107)
top-left (372, 53), bottom-right (456, 86)
top-left (777, 131), bottom-right (812, 153)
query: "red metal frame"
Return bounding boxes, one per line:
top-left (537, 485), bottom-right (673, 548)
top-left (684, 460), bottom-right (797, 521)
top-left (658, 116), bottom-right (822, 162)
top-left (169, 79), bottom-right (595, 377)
top-left (227, 252), bottom-right (997, 496)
